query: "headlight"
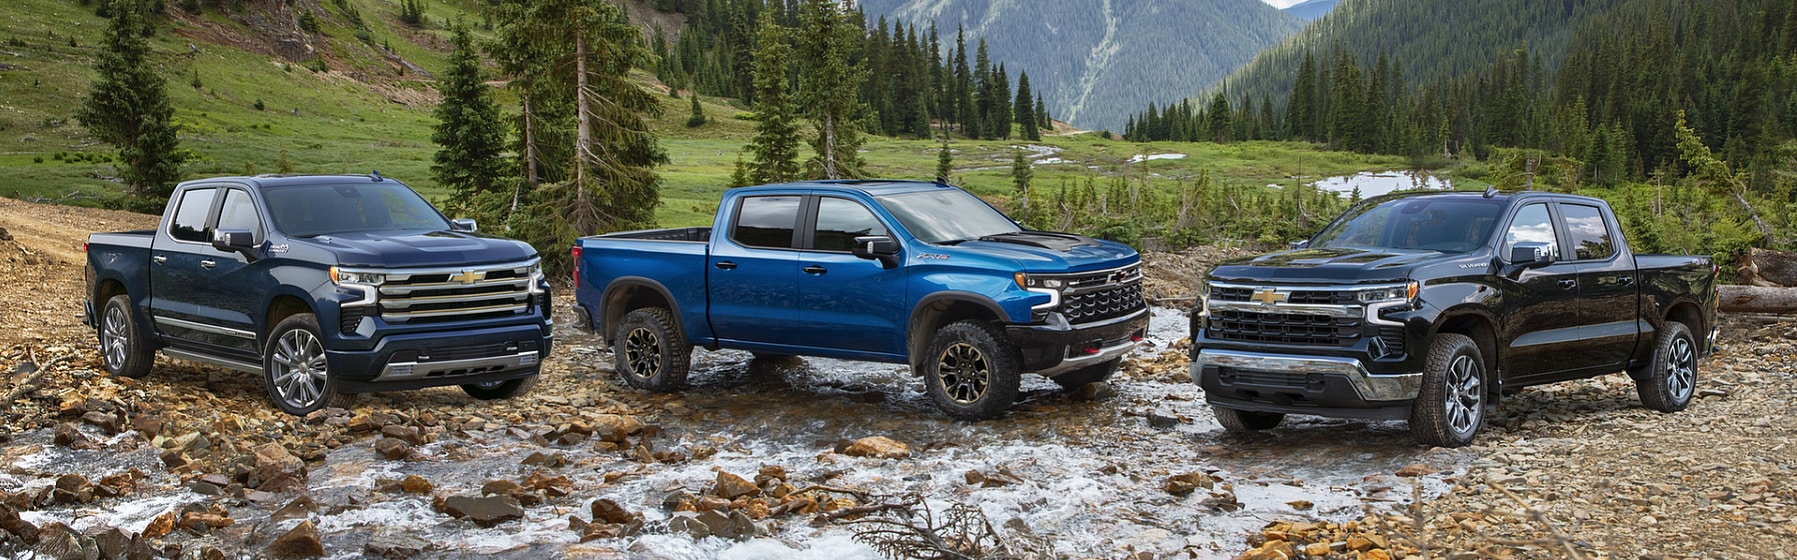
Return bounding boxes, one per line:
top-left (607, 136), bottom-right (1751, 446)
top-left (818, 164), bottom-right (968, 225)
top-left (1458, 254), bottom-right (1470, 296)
top-left (1013, 273), bottom-right (1064, 290)
top-left (1198, 281), bottom-right (1211, 316)
top-left (1357, 281), bottom-right (1418, 303)
top-left (330, 267), bottom-right (385, 285)
top-left (528, 262), bottom-right (546, 295)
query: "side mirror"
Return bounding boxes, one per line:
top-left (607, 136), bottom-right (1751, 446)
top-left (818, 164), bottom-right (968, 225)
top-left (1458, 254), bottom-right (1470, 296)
top-left (1289, 239), bottom-right (1311, 250)
top-left (851, 235), bottom-right (901, 268)
top-left (451, 219), bottom-right (478, 232)
top-left (1509, 241), bottom-right (1552, 268)
top-left (211, 228), bottom-right (260, 261)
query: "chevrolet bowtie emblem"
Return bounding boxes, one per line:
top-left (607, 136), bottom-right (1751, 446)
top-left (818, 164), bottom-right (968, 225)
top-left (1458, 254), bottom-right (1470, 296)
top-left (1249, 289), bottom-right (1286, 305)
top-left (449, 270), bottom-right (485, 285)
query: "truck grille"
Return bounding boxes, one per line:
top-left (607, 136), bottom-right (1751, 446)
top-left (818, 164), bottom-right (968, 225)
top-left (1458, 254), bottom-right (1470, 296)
top-left (377, 263), bottom-right (536, 324)
top-left (1065, 282), bottom-right (1146, 324)
top-left (1213, 286), bottom-right (1357, 305)
top-left (1209, 309), bottom-right (1361, 346)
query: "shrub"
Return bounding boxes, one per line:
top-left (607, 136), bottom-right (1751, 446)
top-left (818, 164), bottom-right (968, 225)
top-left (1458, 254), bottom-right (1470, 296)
top-left (33, 156), bottom-right (43, 164)
top-left (253, 98), bottom-right (264, 111)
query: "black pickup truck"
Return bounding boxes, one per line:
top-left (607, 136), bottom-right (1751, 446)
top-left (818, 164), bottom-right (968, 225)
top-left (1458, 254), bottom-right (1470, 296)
top-left (1190, 190), bottom-right (1717, 446)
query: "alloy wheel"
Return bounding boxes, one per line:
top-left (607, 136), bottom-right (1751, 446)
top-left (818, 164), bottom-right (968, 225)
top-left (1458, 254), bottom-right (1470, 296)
top-left (936, 342), bottom-right (991, 404)
top-left (1444, 354), bottom-right (1483, 435)
top-left (102, 304), bottom-right (129, 370)
top-left (1666, 336), bottom-right (1696, 402)
top-left (270, 328), bottom-right (328, 409)
top-left (625, 327), bottom-right (662, 379)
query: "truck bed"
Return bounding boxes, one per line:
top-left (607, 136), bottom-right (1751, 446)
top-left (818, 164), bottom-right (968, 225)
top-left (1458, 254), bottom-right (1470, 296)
top-left (595, 227), bottom-right (711, 243)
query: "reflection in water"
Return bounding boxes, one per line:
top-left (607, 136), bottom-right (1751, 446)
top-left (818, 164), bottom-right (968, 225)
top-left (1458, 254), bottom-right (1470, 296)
top-left (1310, 171), bottom-right (1453, 198)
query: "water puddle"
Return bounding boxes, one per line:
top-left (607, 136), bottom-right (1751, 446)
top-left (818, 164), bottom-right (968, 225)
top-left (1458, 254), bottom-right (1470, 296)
top-left (1306, 171), bottom-right (1454, 198)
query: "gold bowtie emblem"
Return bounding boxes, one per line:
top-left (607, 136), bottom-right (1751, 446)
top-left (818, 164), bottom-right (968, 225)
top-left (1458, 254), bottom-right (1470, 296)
top-left (1249, 289), bottom-right (1286, 305)
top-left (449, 270), bottom-right (486, 285)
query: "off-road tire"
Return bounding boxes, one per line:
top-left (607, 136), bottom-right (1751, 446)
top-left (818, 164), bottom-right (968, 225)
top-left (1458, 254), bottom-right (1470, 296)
top-left (264, 313), bottom-right (353, 416)
top-left (461, 375), bottom-right (540, 400)
top-left (613, 307), bottom-right (691, 391)
top-left (1409, 333), bottom-right (1486, 448)
top-left (1050, 358), bottom-right (1119, 391)
top-left (921, 321), bottom-right (1021, 421)
top-left (1214, 405), bottom-right (1284, 432)
top-left (1636, 321), bottom-right (1697, 413)
top-left (98, 294), bottom-right (154, 379)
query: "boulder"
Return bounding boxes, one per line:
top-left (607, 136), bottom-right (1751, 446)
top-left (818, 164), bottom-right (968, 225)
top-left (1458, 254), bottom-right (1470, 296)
top-left (713, 472), bottom-right (760, 499)
top-left (842, 436), bottom-right (910, 459)
top-left (33, 522), bottom-right (98, 560)
top-left (0, 503), bottom-right (41, 545)
top-left (53, 474), bottom-right (94, 504)
top-left (590, 498), bottom-right (636, 524)
top-left (248, 443), bottom-right (307, 493)
top-left (374, 438), bottom-right (415, 461)
top-left (264, 521), bottom-right (324, 559)
top-left (437, 496), bottom-right (524, 528)
top-left (53, 423), bottom-right (96, 450)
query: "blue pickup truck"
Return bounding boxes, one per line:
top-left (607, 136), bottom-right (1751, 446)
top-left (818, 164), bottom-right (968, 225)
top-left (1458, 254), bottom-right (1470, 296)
top-left (85, 174), bottom-right (553, 415)
top-left (571, 180), bottom-right (1149, 420)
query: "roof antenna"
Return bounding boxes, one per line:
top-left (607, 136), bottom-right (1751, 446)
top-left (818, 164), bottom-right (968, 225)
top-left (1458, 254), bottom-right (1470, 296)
top-left (370, 169), bottom-right (384, 182)
top-left (1483, 185), bottom-right (1497, 198)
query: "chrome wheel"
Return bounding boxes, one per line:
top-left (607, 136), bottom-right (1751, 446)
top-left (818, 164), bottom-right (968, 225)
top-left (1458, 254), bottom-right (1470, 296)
top-left (270, 328), bottom-right (328, 409)
top-left (624, 327), bottom-right (662, 380)
top-left (1666, 336), bottom-right (1696, 402)
top-left (936, 342), bottom-right (991, 405)
top-left (1444, 354), bottom-right (1483, 436)
top-left (102, 304), bottom-right (130, 370)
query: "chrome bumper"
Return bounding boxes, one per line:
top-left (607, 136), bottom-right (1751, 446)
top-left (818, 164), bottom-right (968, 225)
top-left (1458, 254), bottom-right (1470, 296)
top-left (373, 351), bottom-right (540, 382)
top-left (1038, 338), bottom-right (1146, 377)
top-left (1191, 349), bottom-right (1422, 402)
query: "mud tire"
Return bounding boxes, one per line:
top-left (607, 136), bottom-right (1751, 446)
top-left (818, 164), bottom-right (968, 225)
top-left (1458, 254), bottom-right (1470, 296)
top-left (614, 307), bottom-right (691, 391)
top-left (921, 321), bottom-right (1021, 421)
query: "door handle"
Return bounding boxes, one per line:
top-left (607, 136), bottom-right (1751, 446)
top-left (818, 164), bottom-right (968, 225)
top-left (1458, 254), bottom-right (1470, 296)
top-left (803, 265), bottom-right (828, 275)
top-left (1558, 278), bottom-right (1577, 290)
top-left (714, 261), bottom-right (737, 270)
top-left (1615, 275), bottom-right (1635, 286)
top-left (200, 260), bottom-right (216, 269)
top-left (152, 255), bottom-right (167, 264)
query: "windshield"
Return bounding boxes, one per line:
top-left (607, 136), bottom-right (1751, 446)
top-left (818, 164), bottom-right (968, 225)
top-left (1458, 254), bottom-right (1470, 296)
top-left (1309, 196), bottom-right (1505, 253)
top-left (263, 182), bottom-right (450, 237)
top-left (877, 189), bottom-right (1021, 244)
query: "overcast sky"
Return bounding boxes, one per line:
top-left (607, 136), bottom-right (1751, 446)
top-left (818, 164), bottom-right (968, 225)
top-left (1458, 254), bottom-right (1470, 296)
top-left (1261, 0), bottom-right (1307, 8)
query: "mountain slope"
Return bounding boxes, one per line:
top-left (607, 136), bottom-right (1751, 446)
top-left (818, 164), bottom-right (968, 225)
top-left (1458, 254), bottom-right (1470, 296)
top-left (1281, 0), bottom-right (1339, 21)
top-left (858, 0), bottom-right (1303, 131)
top-left (1213, 0), bottom-right (1631, 107)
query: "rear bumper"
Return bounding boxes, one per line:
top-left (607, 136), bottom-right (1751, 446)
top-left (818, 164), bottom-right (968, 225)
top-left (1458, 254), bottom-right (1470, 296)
top-left (1006, 309), bottom-right (1149, 378)
top-left (1192, 348), bottom-right (1421, 420)
top-left (327, 322), bottom-right (552, 393)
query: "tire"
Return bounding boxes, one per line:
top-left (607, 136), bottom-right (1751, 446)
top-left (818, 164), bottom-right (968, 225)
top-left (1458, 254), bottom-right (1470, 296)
top-left (461, 375), bottom-right (540, 400)
top-left (98, 295), bottom-right (154, 379)
top-left (1213, 405), bottom-right (1284, 432)
top-left (920, 321), bottom-right (1021, 421)
top-left (263, 314), bottom-right (352, 416)
top-left (613, 307), bottom-right (691, 391)
top-left (1635, 321), bottom-right (1697, 413)
top-left (1408, 333), bottom-right (1486, 448)
top-left (1050, 358), bottom-right (1119, 391)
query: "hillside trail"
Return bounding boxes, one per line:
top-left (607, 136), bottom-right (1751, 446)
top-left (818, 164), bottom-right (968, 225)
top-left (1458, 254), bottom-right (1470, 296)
top-left (0, 199), bottom-right (159, 348)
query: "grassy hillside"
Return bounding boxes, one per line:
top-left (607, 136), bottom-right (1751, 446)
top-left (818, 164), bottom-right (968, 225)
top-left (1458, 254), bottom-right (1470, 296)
top-left (0, 0), bottom-right (1417, 234)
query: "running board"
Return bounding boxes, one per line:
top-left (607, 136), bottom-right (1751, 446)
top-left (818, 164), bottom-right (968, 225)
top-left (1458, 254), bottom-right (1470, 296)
top-left (162, 348), bottom-right (264, 375)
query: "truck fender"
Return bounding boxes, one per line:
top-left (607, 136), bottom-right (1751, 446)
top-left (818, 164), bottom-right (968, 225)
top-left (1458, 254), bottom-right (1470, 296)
top-left (1427, 307), bottom-right (1502, 389)
top-left (905, 291), bottom-right (1010, 372)
top-left (599, 277), bottom-right (684, 343)
top-left (90, 273), bottom-right (152, 337)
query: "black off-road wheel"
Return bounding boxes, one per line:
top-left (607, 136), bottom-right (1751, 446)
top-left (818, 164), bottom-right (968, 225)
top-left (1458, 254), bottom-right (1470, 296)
top-left (613, 307), bottom-right (691, 391)
top-left (1213, 405), bottom-right (1284, 432)
top-left (1409, 333), bottom-right (1485, 448)
top-left (921, 321), bottom-right (1021, 421)
top-left (1635, 321), bottom-right (1697, 413)
top-left (264, 313), bottom-right (353, 416)
top-left (1050, 358), bottom-right (1119, 391)
top-left (461, 375), bottom-right (540, 400)
top-left (98, 294), bottom-right (154, 379)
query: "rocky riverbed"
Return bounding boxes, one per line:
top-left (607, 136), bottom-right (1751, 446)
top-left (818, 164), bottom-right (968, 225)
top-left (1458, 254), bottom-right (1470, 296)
top-left (1, 197), bottom-right (1792, 559)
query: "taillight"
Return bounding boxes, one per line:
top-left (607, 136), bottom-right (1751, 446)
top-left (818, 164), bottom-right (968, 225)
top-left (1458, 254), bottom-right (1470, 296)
top-left (570, 245), bottom-right (582, 288)
top-left (83, 242), bottom-right (89, 252)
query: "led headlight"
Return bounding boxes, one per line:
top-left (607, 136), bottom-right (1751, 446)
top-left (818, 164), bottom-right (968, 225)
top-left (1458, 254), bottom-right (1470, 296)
top-left (1357, 281), bottom-right (1419, 303)
top-left (1013, 273), bottom-right (1064, 290)
top-left (330, 267), bottom-right (386, 285)
top-left (1197, 280), bottom-right (1212, 317)
top-left (528, 262), bottom-right (547, 295)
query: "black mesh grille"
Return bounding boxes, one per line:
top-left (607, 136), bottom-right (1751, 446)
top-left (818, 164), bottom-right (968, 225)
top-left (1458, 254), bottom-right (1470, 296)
top-left (1064, 282), bottom-right (1145, 324)
top-left (1208, 310), bottom-right (1360, 346)
top-left (1378, 326), bottom-right (1406, 356)
top-left (340, 307), bottom-right (367, 334)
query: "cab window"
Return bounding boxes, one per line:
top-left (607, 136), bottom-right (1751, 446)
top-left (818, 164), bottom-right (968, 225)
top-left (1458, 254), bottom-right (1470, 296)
top-left (1501, 203), bottom-right (1559, 261)
top-left (168, 188), bottom-right (217, 243)
top-left (216, 189), bottom-right (264, 242)
top-left (731, 195), bottom-right (802, 249)
top-left (811, 198), bottom-right (889, 252)
top-left (1559, 203), bottom-right (1615, 260)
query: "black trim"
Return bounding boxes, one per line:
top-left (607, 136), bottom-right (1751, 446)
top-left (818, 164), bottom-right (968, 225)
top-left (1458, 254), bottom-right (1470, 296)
top-left (599, 277), bottom-right (684, 341)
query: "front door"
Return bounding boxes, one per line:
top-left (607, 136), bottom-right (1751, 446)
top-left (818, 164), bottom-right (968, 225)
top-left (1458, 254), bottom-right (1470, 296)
top-left (195, 188), bottom-right (269, 357)
top-left (1496, 202), bottom-right (1588, 380)
top-left (795, 196), bottom-right (908, 357)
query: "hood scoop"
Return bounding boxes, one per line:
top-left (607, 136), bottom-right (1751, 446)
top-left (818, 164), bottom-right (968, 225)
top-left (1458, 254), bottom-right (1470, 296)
top-left (976, 231), bottom-right (1101, 252)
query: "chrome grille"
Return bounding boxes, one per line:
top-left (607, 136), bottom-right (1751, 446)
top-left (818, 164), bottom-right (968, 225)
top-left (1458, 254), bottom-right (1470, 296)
top-left (377, 263), bottom-right (535, 324)
top-left (1213, 286), bottom-right (1357, 305)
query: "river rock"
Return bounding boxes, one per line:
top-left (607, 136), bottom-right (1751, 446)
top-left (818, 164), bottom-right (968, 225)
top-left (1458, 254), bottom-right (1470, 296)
top-left (1164, 472), bottom-right (1213, 496)
top-left (754, 465), bottom-right (788, 485)
top-left (1069, 381), bottom-right (1117, 401)
top-left (525, 471), bottom-right (573, 497)
top-left (437, 496), bottom-right (524, 528)
top-left (88, 526), bottom-right (146, 560)
top-left (591, 498), bottom-right (637, 524)
top-left (81, 411), bottom-right (123, 434)
top-left (265, 521), bottom-right (324, 559)
top-left (271, 497), bottom-right (318, 523)
top-left (96, 471), bottom-right (138, 498)
top-left (347, 414), bottom-right (381, 432)
top-left (400, 475), bottom-right (432, 494)
top-left (843, 436), bottom-right (910, 459)
top-left (0, 503), bottom-right (41, 545)
top-left (53, 423), bottom-right (96, 450)
top-left (1395, 463), bottom-right (1434, 477)
top-left (249, 443), bottom-right (307, 492)
top-left (179, 512), bottom-right (234, 532)
top-left (53, 474), bottom-right (94, 504)
top-left (140, 510), bottom-right (176, 539)
top-left (522, 452), bottom-right (566, 468)
top-left (365, 531), bottom-right (431, 558)
top-left (381, 425), bottom-right (428, 446)
top-left (374, 438), bottom-right (415, 460)
top-left (714, 472), bottom-right (760, 499)
top-left (34, 522), bottom-right (97, 560)
top-left (591, 414), bottom-right (643, 443)
top-left (1238, 539), bottom-right (1294, 560)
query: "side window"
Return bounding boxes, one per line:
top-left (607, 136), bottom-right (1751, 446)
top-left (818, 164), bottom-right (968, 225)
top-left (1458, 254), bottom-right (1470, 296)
top-left (217, 189), bottom-right (264, 242)
top-left (812, 198), bottom-right (888, 252)
top-left (731, 195), bottom-right (802, 249)
top-left (168, 188), bottom-right (217, 243)
top-left (1501, 203), bottom-right (1559, 261)
top-left (1560, 204), bottom-right (1615, 260)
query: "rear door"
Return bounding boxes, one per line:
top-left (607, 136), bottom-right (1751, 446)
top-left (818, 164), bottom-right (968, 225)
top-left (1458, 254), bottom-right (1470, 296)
top-left (706, 194), bottom-right (802, 345)
top-left (794, 196), bottom-right (908, 356)
top-left (149, 186), bottom-right (240, 350)
top-left (1560, 202), bottom-right (1639, 370)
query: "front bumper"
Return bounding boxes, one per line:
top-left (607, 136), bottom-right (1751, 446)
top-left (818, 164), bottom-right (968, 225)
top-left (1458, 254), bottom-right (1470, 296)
top-left (326, 322), bottom-right (552, 393)
top-left (1193, 348), bottom-right (1422, 420)
top-left (1006, 309), bottom-right (1150, 378)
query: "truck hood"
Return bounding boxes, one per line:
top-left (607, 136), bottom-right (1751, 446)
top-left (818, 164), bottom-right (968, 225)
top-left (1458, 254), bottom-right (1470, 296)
top-left (300, 230), bottom-right (538, 268)
top-left (1208, 247), bottom-right (1444, 283)
top-left (952, 232), bottom-right (1139, 272)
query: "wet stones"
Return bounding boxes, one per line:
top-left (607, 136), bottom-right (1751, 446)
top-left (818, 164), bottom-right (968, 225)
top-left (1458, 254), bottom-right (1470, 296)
top-left (842, 436), bottom-right (910, 459)
top-left (140, 510), bottom-right (177, 539)
top-left (80, 410), bottom-right (124, 435)
top-left (0, 503), bottom-right (41, 545)
top-left (374, 438), bottom-right (416, 461)
top-left (668, 509), bottom-right (758, 540)
top-left (248, 443), bottom-right (307, 493)
top-left (53, 422), bottom-right (96, 450)
top-left (264, 521), bottom-right (324, 559)
top-left (400, 475), bottom-right (433, 494)
top-left (364, 531), bottom-right (431, 558)
top-left (269, 497), bottom-right (317, 524)
top-left (1164, 472), bottom-right (1214, 496)
top-left (714, 471), bottom-right (760, 500)
top-left (33, 522), bottom-right (97, 560)
top-left (435, 495), bottom-right (524, 528)
top-left (964, 469), bottom-right (1023, 488)
top-left (380, 425), bottom-right (429, 446)
top-left (1394, 463), bottom-right (1434, 477)
top-left (575, 499), bottom-right (644, 542)
top-left (52, 474), bottom-right (94, 504)
top-left (89, 526), bottom-right (152, 560)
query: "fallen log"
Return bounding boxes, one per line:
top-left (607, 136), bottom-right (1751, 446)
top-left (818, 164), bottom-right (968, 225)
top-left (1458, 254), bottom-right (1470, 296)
top-left (1737, 248), bottom-right (1797, 287)
top-left (1718, 285), bottom-right (1797, 314)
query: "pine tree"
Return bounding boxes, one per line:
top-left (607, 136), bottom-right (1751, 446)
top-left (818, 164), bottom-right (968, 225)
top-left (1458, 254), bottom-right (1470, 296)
top-left (745, 7), bottom-right (801, 184)
top-left (1288, 52), bottom-right (1317, 141)
top-left (77, 0), bottom-right (185, 211)
top-left (1010, 148), bottom-right (1033, 224)
top-left (935, 140), bottom-right (953, 182)
top-left (1207, 92), bottom-right (1231, 143)
top-left (953, 28), bottom-right (974, 136)
top-left (1036, 93), bottom-right (1050, 131)
top-left (796, 0), bottom-right (865, 179)
top-left (686, 94), bottom-right (707, 127)
top-left (1015, 71), bottom-right (1038, 141)
top-left (431, 21), bottom-right (508, 204)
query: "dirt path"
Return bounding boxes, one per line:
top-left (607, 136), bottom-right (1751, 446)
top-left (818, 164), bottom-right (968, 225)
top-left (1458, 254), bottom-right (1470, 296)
top-left (0, 199), bottom-right (159, 347)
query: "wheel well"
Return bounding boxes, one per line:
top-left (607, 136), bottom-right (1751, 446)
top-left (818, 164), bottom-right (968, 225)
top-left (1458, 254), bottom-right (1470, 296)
top-left (265, 296), bottom-right (311, 337)
top-left (907, 299), bottom-right (1003, 371)
top-left (95, 279), bottom-right (128, 306)
top-left (603, 285), bottom-right (674, 341)
top-left (1665, 302), bottom-right (1703, 337)
top-left (1436, 314), bottom-right (1498, 384)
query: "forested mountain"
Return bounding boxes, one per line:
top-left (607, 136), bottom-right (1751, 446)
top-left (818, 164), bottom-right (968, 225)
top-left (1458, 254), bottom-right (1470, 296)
top-left (1281, 0), bottom-right (1339, 21)
top-left (855, 0), bottom-right (1303, 131)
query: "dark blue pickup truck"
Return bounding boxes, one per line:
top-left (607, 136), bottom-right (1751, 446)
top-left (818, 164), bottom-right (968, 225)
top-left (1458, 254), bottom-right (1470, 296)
top-left (571, 180), bottom-right (1149, 420)
top-left (85, 174), bottom-right (552, 415)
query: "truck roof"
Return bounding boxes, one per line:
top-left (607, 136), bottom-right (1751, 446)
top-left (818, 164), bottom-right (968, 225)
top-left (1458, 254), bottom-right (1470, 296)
top-left (1364, 188), bottom-right (1610, 206)
top-left (728, 179), bottom-right (956, 197)
top-left (176, 173), bottom-right (406, 189)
